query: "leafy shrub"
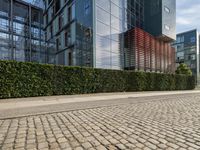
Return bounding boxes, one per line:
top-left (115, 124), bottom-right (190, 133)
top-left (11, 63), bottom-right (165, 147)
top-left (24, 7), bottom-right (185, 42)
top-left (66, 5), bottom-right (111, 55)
top-left (176, 63), bottom-right (192, 76)
top-left (0, 60), bottom-right (196, 99)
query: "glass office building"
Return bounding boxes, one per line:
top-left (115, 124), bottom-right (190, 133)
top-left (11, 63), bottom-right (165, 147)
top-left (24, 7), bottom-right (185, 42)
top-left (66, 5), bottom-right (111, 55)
top-left (172, 29), bottom-right (200, 79)
top-left (44, 0), bottom-right (145, 69)
top-left (44, 0), bottom-right (176, 71)
top-left (44, 0), bottom-right (93, 66)
top-left (95, 0), bottom-right (144, 69)
top-left (0, 0), bottom-right (45, 63)
top-left (0, 0), bottom-right (175, 72)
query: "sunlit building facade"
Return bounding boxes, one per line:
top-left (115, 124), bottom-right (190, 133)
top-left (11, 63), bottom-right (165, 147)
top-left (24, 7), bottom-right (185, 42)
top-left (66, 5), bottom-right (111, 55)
top-left (124, 0), bottom-right (176, 72)
top-left (0, 0), bottom-right (45, 63)
top-left (44, 0), bottom-right (146, 69)
top-left (94, 0), bottom-right (145, 69)
top-left (0, 0), bottom-right (176, 72)
top-left (45, 0), bottom-right (144, 69)
top-left (44, 0), bottom-right (176, 72)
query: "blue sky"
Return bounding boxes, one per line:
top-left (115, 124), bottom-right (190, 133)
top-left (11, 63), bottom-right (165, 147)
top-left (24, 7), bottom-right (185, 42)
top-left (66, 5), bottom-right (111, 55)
top-left (177, 0), bottom-right (200, 33)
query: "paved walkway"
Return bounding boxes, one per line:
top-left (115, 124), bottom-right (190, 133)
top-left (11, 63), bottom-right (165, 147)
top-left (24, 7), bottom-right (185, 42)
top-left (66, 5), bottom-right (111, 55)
top-left (1, 91), bottom-right (200, 149)
top-left (0, 91), bottom-right (200, 119)
top-left (1, 90), bottom-right (200, 110)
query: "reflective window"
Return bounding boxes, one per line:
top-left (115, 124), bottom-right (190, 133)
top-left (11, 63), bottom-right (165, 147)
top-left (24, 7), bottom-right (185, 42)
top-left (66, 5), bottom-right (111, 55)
top-left (111, 28), bottom-right (120, 41)
top-left (96, 0), bottom-right (110, 12)
top-left (13, 22), bottom-right (25, 35)
top-left (13, 2), bottom-right (29, 22)
top-left (111, 3), bottom-right (120, 18)
top-left (0, 0), bottom-right (10, 17)
top-left (0, 18), bottom-right (9, 31)
top-left (72, 3), bottom-right (76, 20)
top-left (59, 13), bottom-right (64, 30)
top-left (96, 35), bottom-right (110, 51)
top-left (84, 0), bottom-right (90, 15)
top-left (111, 0), bottom-right (123, 8)
top-left (111, 40), bottom-right (120, 53)
top-left (55, 0), bottom-right (61, 13)
top-left (95, 0), bottom-right (125, 69)
top-left (177, 36), bottom-right (184, 43)
top-left (32, 9), bottom-right (40, 24)
top-left (0, 46), bottom-right (11, 60)
top-left (111, 15), bottom-right (122, 31)
top-left (96, 50), bottom-right (111, 68)
top-left (31, 39), bottom-right (40, 51)
top-left (0, 32), bottom-right (9, 46)
top-left (190, 37), bottom-right (196, 43)
top-left (96, 7), bottom-right (110, 25)
top-left (57, 51), bottom-right (65, 65)
top-left (111, 53), bottom-right (121, 69)
top-left (0, 1), bottom-right (45, 62)
top-left (68, 3), bottom-right (75, 22)
top-left (96, 21), bottom-right (110, 37)
top-left (191, 54), bottom-right (196, 60)
top-left (31, 27), bottom-right (40, 38)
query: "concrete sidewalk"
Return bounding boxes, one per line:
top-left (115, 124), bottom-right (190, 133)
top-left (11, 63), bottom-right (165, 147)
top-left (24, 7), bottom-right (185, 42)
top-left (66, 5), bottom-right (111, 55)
top-left (1, 90), bottom-right (200, 111)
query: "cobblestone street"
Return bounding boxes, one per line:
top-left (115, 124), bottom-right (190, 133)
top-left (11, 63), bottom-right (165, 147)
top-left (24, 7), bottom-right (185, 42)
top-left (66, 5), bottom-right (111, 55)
top-left (1, 93), bottom-right (200, 150)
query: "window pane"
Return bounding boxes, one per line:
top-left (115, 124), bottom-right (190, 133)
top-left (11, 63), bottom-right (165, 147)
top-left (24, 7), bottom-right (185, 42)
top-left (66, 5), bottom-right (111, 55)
top-left (96, 21), bottom-right (110, 37)
top-left (96, 0), bottom-right (110, 12)
top-left (96, 7), bottom-right (110, 25)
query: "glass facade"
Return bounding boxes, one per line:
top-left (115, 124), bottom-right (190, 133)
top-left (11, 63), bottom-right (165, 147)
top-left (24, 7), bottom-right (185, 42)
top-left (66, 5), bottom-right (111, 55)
top-left (172, 29), bottom-right (199, 78)
top-left (95, 0), bottom-right (123, 69)
top-left (0, 0), bottom-right (11, 60)
top-left (0, 0), bottom-right (45, 63)
top-left (44, 0), bottom-right (93, 66)
top-left (75, 0), bottom-right (93, 67)
top-left (44, 0), bottom-right (145, 69)
top-left (95, 0), bottom-right (144, 69)
top-left (43, 0), bottom-right (175, 72)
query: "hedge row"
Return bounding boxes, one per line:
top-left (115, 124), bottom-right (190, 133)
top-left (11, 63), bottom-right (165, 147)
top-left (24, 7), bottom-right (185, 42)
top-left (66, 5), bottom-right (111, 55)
top-left (0, 61), bottom-right (196, 99)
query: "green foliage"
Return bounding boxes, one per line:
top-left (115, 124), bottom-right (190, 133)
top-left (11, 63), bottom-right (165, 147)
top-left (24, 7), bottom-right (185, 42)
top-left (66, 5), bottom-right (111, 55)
top-left (176, 63), bottom-right (193, 76)
top-left (0, 60), bottom-right (196, 99)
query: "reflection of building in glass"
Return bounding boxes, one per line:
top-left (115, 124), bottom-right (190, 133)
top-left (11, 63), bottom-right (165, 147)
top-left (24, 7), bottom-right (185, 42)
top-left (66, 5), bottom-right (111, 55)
top-left (44, 0), bottom-right (176, 72)
top-left (0, 0), bottom-right (175, 72)
top-left (94, 0), bottom-right (144, 70)
top-left (0, 0), bottom-right (45, 63)
top-left (172, 29), bottom-right (200, 79)
top-left (44, 0), bottom-right (93, 66)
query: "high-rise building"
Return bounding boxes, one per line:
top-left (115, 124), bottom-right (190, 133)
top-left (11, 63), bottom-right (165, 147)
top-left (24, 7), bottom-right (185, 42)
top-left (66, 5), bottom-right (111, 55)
top-left (172, 29), bottom-right (200, 79)
top-left (144, 0), bottom-right (176, 41)
top-left (44, 0), bottom-right (176, 72)
top-left (125, 0), bottom-right (176, 72)
top-left (0, 0), bottom-right (176, 72)
top-left (0, 0), bottom-right (45, 63)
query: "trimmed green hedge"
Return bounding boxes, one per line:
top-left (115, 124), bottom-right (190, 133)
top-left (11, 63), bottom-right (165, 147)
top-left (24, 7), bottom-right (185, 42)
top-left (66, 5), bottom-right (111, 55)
top-left (0, 60), bottom-right (196, 99)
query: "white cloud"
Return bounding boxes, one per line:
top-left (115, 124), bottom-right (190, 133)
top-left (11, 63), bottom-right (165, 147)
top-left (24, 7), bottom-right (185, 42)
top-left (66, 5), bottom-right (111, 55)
top-left (177, 18), bottom-right (190, 25)
top-left (177, 1), bottom-right (200, 33)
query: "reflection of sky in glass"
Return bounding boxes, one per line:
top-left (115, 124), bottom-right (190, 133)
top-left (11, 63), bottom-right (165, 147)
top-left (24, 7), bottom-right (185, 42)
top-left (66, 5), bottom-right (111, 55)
top-left (21, 0), bottom-right (44, 9)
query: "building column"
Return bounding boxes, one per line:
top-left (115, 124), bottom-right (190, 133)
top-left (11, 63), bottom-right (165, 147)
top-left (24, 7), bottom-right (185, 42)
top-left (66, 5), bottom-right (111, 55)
top-left (10, 0), bottom-right (14, 60)
top-left (39, 11), bottom-right (42, 63)
top-left (92, 0), bottom-right (96, 68)
top-left (29, 4), bottom-right (32, 62)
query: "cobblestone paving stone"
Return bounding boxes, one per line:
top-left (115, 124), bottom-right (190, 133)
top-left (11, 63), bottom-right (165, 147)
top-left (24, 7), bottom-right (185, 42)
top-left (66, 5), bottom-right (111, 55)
top-left (1, 94), bottom-right (200, 149)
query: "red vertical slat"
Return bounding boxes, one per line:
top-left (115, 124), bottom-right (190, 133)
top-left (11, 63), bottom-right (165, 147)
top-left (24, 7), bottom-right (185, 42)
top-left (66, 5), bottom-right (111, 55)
top-left (128, 27), bottom-right (175, 73)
